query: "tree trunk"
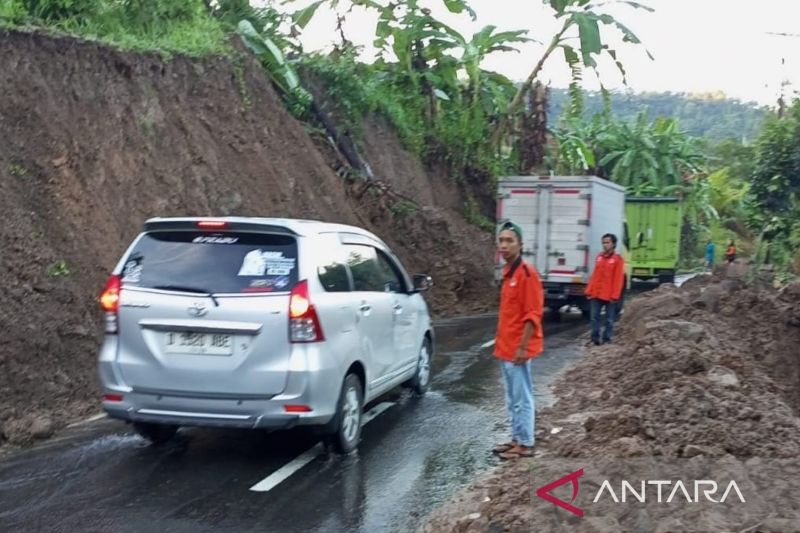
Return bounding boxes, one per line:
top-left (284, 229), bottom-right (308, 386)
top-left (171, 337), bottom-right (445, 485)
top-left (489, 26), bottom-right (567, 150)
top-left (519, 82), bottom-right (550, 172)
top-left (310, 100), bottom-right (374, 181)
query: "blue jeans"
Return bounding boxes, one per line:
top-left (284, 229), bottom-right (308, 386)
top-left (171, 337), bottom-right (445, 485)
top-left (500, 360), bottom-right (534, 446)
top-left (590, 299), bottom-right (617, 343)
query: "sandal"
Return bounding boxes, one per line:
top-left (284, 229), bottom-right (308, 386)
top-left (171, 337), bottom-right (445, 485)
top-left (498, 445), bottom-right (534, 460)
top-left (492, 442), bottom-right (517, 454)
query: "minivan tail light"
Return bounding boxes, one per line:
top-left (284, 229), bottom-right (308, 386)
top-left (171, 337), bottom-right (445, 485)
top-left (289, 280), bottom-right (324, 343)
top-left (100, 275), bottom-right (121, 312)
top-left (99, 275), bottom-right (121, 334)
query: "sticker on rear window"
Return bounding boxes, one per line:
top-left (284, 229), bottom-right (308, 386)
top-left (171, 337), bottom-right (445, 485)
top-left (238, 249), bottom-right (268, 276)
top-left (245, 279), bottom-right (275, 292)
top-left (193, 236), bottom-right (239, 244)
top-left (245, 275), bottom-right (291, 292)
top-left (122, 258), bottom-right (143, 284)
top-left (263, 252), bottom-right (296, 275)
top-left (238, 250), bottom-right (296, 277)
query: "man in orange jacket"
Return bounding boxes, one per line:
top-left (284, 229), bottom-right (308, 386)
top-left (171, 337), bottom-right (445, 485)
top-left (493, 221), bottom-right (544, 460)
top-left (585, 233), bottom-right (625, 345)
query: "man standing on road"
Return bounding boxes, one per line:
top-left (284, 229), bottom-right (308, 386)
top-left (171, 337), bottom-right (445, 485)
top-left (492, 221), bottom-right (544, 460)
top-left (725, 239), bottom-right (737, 264)
top-left (585, 233), bottom-right (625, 345)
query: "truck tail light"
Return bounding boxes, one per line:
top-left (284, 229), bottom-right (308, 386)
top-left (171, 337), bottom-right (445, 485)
top-left (99, 275), bottom-right (121, 334)
top-left (289, 280), bottom-right (324, 343)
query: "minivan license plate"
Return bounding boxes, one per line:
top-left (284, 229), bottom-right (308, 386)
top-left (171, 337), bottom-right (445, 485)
top-left (164, 332), bottom-right (233, 356)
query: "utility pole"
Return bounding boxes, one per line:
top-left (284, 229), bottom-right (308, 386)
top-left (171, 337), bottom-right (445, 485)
top-left (765, 32), bottom-right (799, 117)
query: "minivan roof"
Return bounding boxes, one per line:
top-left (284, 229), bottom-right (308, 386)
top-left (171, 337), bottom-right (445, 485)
top-left (143, 216), bottom-right (386, 244)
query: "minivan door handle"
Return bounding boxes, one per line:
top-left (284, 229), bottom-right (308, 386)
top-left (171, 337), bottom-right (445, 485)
top-left (392, 303), bottom-right (403, 315)
top-left (359, 303), bottom-right (371, 313)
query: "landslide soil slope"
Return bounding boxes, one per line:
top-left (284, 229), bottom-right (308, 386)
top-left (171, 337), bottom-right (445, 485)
top-left (0, 29), bottom-right (494, 447)
top-left (422, 276), bottom-right (800, 532)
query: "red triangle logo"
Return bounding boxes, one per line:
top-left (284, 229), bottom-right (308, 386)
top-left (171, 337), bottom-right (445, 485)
top-left (535, 468), bottom-right (585, 517)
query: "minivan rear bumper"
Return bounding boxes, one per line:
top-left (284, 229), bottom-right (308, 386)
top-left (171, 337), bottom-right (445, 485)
top-left (99, 342), bottom-right (344, 430)
top-left (103, 402), bottom-right (302, 429)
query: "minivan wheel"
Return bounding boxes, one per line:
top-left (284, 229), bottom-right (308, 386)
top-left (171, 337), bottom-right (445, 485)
top-left (327, 374), bottom-right (363, 454)
top-left (133, 422), bottom-right (178, 445)
top-left (405, 339), bottom-right (431, 396)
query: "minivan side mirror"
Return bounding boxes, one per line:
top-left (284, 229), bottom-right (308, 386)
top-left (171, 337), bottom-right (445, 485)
top-left (412, 274), bottom-right (433, 293)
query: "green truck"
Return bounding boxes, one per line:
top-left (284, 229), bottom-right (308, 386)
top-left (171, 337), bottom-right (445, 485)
top-left (625, 197), bottom-right (682, 284)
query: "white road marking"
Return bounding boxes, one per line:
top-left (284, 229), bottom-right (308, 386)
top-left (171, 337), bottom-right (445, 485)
top-left (480, 339), bottom-right (496, 349)
top-left (360, 401), bottom-right (395, 426)
top-left (249, 443), bottom-right (324, 493)
top-left (249, 401), bottom-right (396, 493)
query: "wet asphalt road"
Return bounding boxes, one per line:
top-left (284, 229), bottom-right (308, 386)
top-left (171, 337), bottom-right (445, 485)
top-left (0, 313), bottom-right (588, 533)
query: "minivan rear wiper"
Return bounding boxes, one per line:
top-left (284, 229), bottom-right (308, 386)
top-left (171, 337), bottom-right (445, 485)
top-left (152, 285), bottom-right (219, 307)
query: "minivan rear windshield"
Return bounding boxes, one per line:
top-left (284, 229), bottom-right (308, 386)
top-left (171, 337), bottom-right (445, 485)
top-left (121, 231), bottom-right (298, 294)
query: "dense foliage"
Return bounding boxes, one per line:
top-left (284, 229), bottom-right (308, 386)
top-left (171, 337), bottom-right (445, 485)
top-left (549, 89), bottom-right (769, 142)
top-left (2, 0), bottom-right (798, 272)
top-left (748, 99), bottom-right (800, 269)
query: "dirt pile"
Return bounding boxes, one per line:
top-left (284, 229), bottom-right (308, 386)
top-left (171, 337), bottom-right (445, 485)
top-left (422, 276), bottom-right (800, 532)
top-left (0, 29), bottom-right (494, 448)
top-left (542, 277), bottom-right (800, 459)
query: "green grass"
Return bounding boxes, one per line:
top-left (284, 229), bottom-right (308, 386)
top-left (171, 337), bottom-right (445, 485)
top-left (57, 17), bottom-right (230, 57)
top-left (0, 1), bottom-right (232, 57)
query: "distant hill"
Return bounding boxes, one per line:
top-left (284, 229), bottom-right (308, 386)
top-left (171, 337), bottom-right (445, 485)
top-left (548, 88), bottom-right (771, 142)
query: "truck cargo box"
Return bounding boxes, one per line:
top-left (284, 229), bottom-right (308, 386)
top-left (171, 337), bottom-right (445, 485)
top-left (496, 175), bottom-right (627, 311)
top-left (625, 197), bottom-right (681, 283)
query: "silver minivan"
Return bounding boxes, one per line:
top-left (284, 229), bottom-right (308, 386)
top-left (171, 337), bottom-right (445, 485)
top-left (97, 217), bottom-right (434, 453)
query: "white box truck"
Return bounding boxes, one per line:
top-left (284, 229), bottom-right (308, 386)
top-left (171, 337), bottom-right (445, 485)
top-left (495, 175), bottom-right (628, 315)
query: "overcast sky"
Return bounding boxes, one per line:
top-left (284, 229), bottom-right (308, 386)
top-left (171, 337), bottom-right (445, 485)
top-left (293, 0), bottom-right (800, 106)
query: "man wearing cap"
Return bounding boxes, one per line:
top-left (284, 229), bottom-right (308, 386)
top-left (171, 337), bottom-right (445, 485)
top-left (492, 221), bottom-right (544, 460)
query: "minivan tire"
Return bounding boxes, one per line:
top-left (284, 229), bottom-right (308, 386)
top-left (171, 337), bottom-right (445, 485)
top-left (405, 338), bottom-right (431, 396)
top-left (133, 422), bottom-right (178, 445)
top-left (326, 373), bottom-right (364, 454)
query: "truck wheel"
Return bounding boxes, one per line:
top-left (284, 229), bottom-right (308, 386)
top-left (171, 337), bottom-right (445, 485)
top-left (133, 422), bottom-right (178, 445)
top-left (658, 273), bottom-right (675, 284)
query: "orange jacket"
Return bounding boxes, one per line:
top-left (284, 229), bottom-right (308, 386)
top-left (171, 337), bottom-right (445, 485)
top-left (585, 252), bottom-right (625, 302)
top-left (494, 257), bottom-right (544, 361)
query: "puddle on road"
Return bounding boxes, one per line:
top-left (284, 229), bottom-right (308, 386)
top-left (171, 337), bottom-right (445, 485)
top-left (435, 318), bottom-right (587, 411)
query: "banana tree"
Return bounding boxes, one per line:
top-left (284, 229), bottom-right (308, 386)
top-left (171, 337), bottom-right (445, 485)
top-left (595, 114), bottom-right (703, 191)
top-left (490, 0), bottom-right (653, 149)
top-left (445, 24), bottom-right (532, 107)
top-left (236, 20), bottom-right (305, 98)
top-left (680, 174), bottom-right (719, 228)
top-left (286, 0), bottom-right (475, 49)
top-left (550, 117), bottom-right (598, 173)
